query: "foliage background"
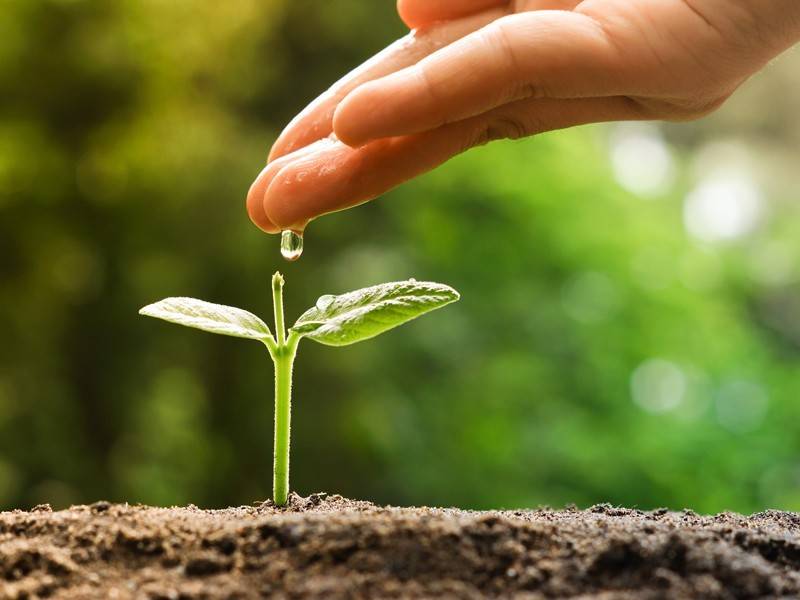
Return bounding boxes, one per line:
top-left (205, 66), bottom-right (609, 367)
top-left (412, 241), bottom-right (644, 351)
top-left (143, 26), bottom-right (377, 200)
top-left (2, 0), bottom-right (800, 514)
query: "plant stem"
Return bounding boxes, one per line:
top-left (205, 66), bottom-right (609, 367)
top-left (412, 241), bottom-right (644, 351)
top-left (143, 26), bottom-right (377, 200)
top-left (272, 272), bottom-right (286, 346)
top-left (272, 339), bottom-right (297, 506)
top-left (270, 272), bottom-right (298, 506)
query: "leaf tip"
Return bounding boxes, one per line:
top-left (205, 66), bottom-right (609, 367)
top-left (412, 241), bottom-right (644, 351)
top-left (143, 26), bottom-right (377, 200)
top-left (437, 283), bottom-right (460, 301)
top-left (138, 303), bottom-right (157, 317)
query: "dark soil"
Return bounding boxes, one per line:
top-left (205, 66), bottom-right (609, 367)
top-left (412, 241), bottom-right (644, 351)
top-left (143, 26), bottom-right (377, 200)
top-left (1, 493), bottom-right (799, 599)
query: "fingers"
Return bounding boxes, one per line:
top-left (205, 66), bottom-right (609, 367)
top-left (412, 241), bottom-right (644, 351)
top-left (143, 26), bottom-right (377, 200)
top-left (247, 164), bottom-right (280, 233)
top-left (264, 130), bottom-right (474, 230)
top-left (264, 95), bottom-right (642, 228)
top-left (247, 138), bottom-right (338, 233)
top-left (333, 11), bottom-right (625, 147)
top-left (397, 0), bottom-right (507, 29)
top-left (268, 8), bottom-right (504, 162)
top-left (268, 1), bottom-right (588, 163)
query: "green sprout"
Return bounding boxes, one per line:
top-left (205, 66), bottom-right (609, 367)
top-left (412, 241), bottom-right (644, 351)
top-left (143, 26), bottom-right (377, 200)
top-left (139, 273), bottom-right (460, 506)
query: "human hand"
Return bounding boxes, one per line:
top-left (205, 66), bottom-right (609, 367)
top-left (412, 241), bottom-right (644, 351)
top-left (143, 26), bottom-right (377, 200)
top-left (247, 0), bottom-right (800, 233)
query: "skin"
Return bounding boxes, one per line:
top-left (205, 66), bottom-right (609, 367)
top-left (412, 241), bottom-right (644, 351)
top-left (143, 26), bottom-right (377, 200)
top-left (247, 0), bottom-right (800, 233)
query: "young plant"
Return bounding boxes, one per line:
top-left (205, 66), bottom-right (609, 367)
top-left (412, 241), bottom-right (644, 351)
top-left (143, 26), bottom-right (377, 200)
top-left (139, 273), bottom-right (459, 506)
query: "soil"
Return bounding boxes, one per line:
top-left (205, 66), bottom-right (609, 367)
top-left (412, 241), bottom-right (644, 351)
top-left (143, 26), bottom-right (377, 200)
top-left (1, 493), bottom-right (799, 599)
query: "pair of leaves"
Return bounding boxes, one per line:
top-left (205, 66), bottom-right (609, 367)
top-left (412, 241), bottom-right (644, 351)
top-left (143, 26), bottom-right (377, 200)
top-left (139, 279), bottom-right (460, 347)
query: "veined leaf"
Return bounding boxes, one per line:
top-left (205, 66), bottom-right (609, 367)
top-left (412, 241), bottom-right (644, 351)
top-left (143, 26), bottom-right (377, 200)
top-left (291, 280), bottom-right (459, 347)
top-left (139, 297), bottom-right (272, 341)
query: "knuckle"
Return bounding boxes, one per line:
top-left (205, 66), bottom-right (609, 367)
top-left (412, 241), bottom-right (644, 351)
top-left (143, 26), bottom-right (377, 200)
top-left (467, 129), bottom-right (491, 151)
top-left (482, 114), bottom-right (531, 143)
top-left (628, 92), bottom-right (733, 123)
top-left (482, 17), bottom-right (541, 99)
top-left (670, 95), bottom-right (732, 122)
top-left (414, 66), bottom-right (452, 126)
top-left (483, 15), bottom-right (552, 101)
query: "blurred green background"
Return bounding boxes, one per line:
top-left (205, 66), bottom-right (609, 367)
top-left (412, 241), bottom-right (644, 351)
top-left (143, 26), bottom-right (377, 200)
top-left (2, 0), bottom-right (800, 514)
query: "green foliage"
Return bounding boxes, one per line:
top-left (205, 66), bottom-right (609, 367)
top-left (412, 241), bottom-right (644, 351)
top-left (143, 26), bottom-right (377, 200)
top-left (293, 280), bottom-right (460, 346)
top-left (140, 279), bottom-right (459, 349)
top-left (139, 273), bottom-right (459, 504)
top-left (140, 298), bottom-right (273, 341)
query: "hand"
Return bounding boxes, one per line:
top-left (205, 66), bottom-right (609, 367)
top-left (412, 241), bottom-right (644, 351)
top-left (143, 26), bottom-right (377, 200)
top-left (247, 0), bottom-right (800, 233)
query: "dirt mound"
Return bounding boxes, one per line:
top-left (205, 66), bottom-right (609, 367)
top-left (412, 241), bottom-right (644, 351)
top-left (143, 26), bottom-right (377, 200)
top-left (1, 493), bottom-right (799, 599)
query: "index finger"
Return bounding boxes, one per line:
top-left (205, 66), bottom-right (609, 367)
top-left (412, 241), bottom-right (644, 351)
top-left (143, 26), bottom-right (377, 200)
top-left (267, 8), bottom-right (504, 162)
top-left (333, 11), bottom-right (623, 147)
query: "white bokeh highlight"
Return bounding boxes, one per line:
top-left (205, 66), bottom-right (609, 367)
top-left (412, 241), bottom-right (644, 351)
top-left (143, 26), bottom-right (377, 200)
top-left (610, 123), bottom-right (676, 198)
top-left (631, 358), bottom-right (687, 414)
top-left (683, 170), bottom-right (764, 243)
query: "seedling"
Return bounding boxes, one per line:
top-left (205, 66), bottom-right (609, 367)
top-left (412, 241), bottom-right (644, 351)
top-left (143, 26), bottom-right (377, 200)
top-left (139, 273), bottom-right (459, 506)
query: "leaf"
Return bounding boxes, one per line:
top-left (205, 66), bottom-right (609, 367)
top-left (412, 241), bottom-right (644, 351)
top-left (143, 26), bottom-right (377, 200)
top-left (291, 279), bottom-right (459, 347)
top-left (139, 297), bottom-right (272, 341)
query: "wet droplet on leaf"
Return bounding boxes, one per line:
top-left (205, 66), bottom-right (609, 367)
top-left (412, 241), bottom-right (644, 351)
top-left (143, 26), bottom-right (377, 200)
top-left (280, 230), bottom-right (303, 261)
top-left (316, 295), bottom-right (335, 311)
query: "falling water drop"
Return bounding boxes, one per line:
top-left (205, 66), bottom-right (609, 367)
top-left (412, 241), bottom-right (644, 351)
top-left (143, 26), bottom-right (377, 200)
top-left (280, 230), bottom-right (303, 262)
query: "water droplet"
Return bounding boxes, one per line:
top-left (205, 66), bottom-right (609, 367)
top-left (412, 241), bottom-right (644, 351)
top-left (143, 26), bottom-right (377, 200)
top-left (408, 278), bottom-right (417, 283)
top-left (280, 230), bottom-right (303, 262)
top-left (316, 295), bottom-right (335, 311)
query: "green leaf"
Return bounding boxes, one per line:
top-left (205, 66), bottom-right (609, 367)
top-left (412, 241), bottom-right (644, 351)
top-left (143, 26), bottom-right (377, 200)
top-left (139, 297), bottom-right (272, 341)
top-left (291, 279), bottom-right (459, 347)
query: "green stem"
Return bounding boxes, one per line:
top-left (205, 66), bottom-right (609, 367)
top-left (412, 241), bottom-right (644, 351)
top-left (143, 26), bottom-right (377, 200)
top-left (270, 272), bottom-right (298, 506)
top-left (272, 272), bottom-right (286, 346)
top-left (272, 337), bottom-right (298, 506)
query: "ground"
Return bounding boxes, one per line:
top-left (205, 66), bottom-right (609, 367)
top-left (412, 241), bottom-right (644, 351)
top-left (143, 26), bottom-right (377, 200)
top-left (1, 493), bottom-right (799, 599)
